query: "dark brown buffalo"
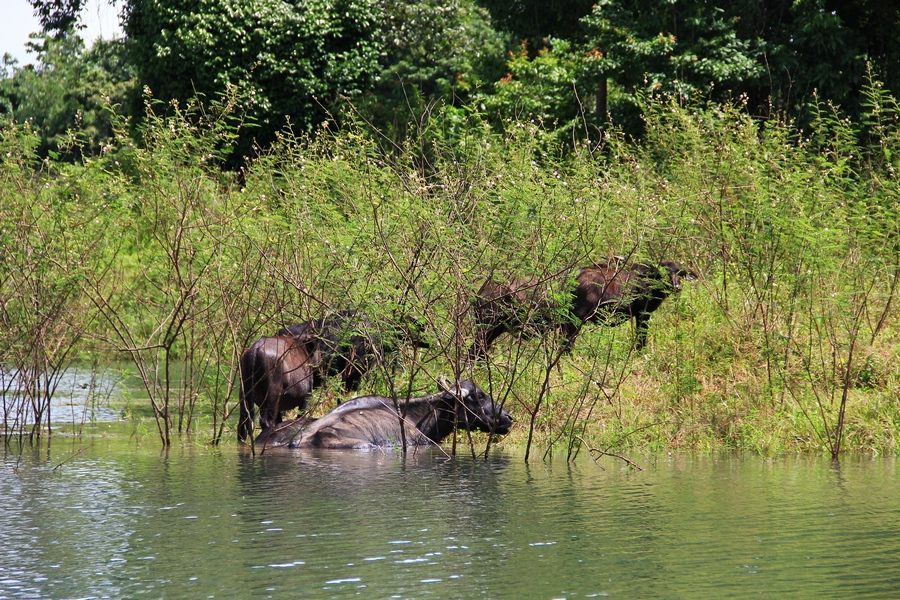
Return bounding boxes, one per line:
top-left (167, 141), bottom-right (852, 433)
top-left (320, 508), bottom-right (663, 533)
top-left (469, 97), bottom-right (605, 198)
top-left (237, 335), bottom-right (320, 442)
top-left (572, 258), bottom-right (696, 350)
top-left (469, 276), bottom-right (565, 359)
top-left (239, 310), bottom-right (431, 443)
top-left (470, 258), bottom-right (696, 356)
top-left (277, 309), bottom-right (428, 392)
top-left (254, 380), bottom-right (513, 449)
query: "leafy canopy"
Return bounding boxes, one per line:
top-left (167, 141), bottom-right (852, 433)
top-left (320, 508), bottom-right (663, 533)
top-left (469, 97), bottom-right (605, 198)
top-left (0, 35), bottom-right (135, 159)
top-left (124, 0), bottom-right (384, 155)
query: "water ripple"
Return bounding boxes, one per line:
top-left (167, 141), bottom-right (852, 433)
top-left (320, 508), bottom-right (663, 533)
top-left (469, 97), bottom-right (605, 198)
top-left (0, 450), bottom-right (897, 598)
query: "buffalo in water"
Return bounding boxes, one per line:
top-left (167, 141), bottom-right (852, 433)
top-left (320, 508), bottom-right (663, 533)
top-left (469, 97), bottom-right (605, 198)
top-left (239, 310), bottom-right (429, 442)
top-left (254, 379), bottom-right (513, 449)
top-left (238, 334), bottom-right (320, 442)
top-left (470, 258), bottom-right (696, 357)
top-left (278, 309), bottom-right (428, 392)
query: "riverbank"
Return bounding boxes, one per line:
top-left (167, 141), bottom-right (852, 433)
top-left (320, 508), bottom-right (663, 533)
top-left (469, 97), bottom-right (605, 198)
top-left (1, 94), bottom-right (896, 456)
top-left (8, 367), bottom-right (896, 457)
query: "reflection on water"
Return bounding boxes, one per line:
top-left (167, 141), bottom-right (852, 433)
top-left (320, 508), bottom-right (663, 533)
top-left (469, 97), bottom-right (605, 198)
top-left (0, 365), bottom-right (122, 428)
top-left (1, 442), bottom-right (898, 598)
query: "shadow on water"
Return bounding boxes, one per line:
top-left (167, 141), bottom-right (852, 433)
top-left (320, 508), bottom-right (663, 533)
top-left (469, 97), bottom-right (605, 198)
top-left (227, 447), bottom-right (516, 596)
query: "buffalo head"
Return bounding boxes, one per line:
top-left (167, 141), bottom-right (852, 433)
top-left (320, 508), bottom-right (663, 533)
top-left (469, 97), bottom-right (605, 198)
top-left (438, 378), bottom-right (513, 435)
top-left (659, 260), bottom-right (697, 292)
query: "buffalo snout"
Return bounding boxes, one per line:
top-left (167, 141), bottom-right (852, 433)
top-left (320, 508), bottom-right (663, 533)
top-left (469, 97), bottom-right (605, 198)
top-left (493, 408), bottom-right (514, 435)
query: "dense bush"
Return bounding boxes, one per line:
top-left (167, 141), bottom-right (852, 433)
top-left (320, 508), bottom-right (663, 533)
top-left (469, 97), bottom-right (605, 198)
top-left (1, 87), bottom-right (896, 456)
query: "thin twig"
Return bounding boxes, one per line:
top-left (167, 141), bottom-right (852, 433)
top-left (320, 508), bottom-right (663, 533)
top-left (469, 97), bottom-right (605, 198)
top-left (575, 435), bottom-right (643, 470)
top-left (52, 446), bottom-right (88, 471)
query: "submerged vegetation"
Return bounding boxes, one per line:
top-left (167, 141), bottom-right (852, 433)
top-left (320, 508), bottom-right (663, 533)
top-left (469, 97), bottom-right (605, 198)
top-left (1, 84), bottom-right (896, 458)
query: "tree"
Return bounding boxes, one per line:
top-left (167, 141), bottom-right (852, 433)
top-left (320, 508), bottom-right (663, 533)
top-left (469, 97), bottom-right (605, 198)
top-left (361, 0), bottom-right (507, 138)
top-left (734, 0), bottom-right (900, 118)
top-left (477, 1), bottom-right (765, 136)
top-left (29, 0), bottom-right (87, 38)
top-left (581, 1), bottom-right (764, 106)
top-left (478, 0), bottom-right (595, 48)
top-left (124, 0), bottom-right (384, 161)
top-left (0, 34), bottom-right (135, 159)
top-left (476, 39), bottom-right (596, 140)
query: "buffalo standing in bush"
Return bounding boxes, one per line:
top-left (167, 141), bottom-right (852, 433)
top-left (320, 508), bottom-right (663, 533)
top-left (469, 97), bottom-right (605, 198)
top-left (276, 310), bottom-right (378, 393)
top-left (277, 309), bottom-right (429, 392)
top-left (239, 310), bottom-right (429, 442)
top-left (470, 258), bottom-right (696, 357)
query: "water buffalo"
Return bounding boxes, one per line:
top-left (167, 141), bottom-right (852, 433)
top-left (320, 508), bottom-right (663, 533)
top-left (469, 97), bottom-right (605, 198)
top-left (237, 334), bottom-right (320, 443)
top-left (239, 310), bottom-right (431, 443)
top-left (277, 309), bottom-right (428, 392)
top-left (469, 276), bottom-right (565, 359)
top-left (469, 258), bottom-right (696, 356)
top-left (572, 258), bottom-right (696, 350)
top-left (254, 379), bottom-right (513, 449)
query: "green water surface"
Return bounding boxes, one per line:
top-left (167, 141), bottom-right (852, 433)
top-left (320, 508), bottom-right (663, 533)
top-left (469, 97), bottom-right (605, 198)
top-left (1, 438), bottom-right (898, 598)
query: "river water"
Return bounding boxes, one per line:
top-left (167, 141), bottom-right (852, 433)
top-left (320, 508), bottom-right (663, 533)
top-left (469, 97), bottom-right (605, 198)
top-left (1, 438), bottom-right (897, 598)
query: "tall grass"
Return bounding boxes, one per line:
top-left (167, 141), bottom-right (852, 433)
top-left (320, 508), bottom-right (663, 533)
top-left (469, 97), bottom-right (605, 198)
top-left (0, 88), bottom-right (896, 457)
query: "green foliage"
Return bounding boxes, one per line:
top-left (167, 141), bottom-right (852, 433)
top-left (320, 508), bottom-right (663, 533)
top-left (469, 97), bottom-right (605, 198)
top-left (378, 0), bottom-right (506, 95)
top-left (124, 0), bottom-right (384, 159)
top-left (0, 119), bottom-right (122, 437)
top-left (4, 1), bottom-right (898, 453)
top-left (477, 39), bottom-right (592, 136)
top-left (739, 0), bottom-right (900, 119)
top-left (0, 35), bottom-right (136, 159)
top-left (353, 0), bottom-right (507, 141)
top-left (14, 0), bottom-right (900, 165)
top-left (29, 0), bottom-right (87, 38)
top-left (581, 0), bottom-right (764, 101)
top-left (478, 0), bottom-right (595, 44)
top-left (1, 82), bottom-right (896, 452)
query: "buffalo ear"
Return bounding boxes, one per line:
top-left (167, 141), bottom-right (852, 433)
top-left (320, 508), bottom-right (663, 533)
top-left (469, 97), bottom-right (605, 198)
top-left (458, 380), bottom-right (476, 397)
